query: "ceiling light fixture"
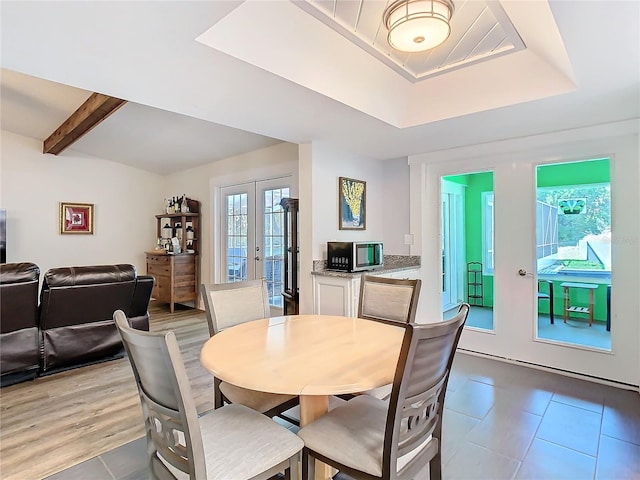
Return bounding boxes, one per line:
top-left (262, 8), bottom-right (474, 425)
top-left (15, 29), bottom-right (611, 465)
top-left (383, 0), bottom-right (454, 53)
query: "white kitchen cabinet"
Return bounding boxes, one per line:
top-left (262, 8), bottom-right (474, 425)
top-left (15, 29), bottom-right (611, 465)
top-left (312, 274), bottom-right (360, 317)
top-left (312, 268), bottom-right (420, 317)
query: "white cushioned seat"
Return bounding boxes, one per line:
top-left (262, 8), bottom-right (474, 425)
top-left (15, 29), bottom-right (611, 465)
top-left (298, 395), bottom-right (387, 476)
top-left (163, 404), bottom-right (303, 480)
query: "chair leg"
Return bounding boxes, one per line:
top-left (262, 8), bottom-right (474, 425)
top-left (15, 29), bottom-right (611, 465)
top-left (213, 377), bottom-right (224, 409)
top-left (288, 454), bottom-right (298, 480)
top-left (429, 452), bottom-right (442, 480)
top-left (301, 449), bottom-right (314, 480)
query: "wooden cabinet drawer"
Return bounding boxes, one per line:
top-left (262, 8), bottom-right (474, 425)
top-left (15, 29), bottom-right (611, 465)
top-left (147, 263), bottom-right (171, 276)
top-left (146, 254), bottom-right (171, 265)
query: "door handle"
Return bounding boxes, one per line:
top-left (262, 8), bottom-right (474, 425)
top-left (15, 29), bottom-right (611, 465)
top-left (518, 269), bottom-right (533, 277)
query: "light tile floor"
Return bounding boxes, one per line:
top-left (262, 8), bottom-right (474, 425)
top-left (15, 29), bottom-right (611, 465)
top-left (46, 352), bottom-right (640, 480)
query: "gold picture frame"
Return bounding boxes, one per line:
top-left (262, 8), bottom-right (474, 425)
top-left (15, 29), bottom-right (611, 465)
top-left (339, 177), bottom-right (366, 230)
top-left (60, 202), bottom-right (94, 234)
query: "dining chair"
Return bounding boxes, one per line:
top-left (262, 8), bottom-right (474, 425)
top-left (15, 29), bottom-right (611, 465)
top-left (200, 279), bottom-right (299, 423)
top-left (298, 303), bottom-right (470, 480)
top-left (358, 275), bottom-right (422, 325)
top-left (353, 275), bottom-right (422, 400)
top-left (114, 310), bottom-right (303, 480)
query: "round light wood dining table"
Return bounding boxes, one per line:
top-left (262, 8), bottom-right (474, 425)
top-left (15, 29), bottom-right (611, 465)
top-left (200, 314), bottom-right (405, 480)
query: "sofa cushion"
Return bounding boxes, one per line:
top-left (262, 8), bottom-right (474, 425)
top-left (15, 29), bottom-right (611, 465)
top-left (42, 264), bottom-right (136, 289)
top-left (0, 262), bottom-right (40, 384)
top-left (0, 262), bottom-right (39, 284)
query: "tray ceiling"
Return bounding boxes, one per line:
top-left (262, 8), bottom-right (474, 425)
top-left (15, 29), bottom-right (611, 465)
top-left (294, 0), bottom-right (525, 81)
top-left (196, 0), bottom-right (575, 128)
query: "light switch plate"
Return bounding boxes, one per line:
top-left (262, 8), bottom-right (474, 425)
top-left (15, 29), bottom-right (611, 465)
top-left (404, 234), bottom-right (414, 245)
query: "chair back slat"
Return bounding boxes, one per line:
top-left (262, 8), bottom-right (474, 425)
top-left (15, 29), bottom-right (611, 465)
top-left (384, 303), bottom-right (469, 478)
top-left (200, 279), bottom-right (270, 336)
top-left (396, 375), bottom-right (446, 457)
top-left (114, 310), bottom-right (206, 479)
top-left (358, 275), bottom-right (421, 325)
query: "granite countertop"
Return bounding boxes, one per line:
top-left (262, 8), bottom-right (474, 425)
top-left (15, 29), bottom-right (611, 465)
top-left (311, 255), bottom-right (421, 278)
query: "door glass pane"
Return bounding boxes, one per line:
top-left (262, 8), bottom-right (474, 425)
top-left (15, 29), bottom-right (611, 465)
top-left (262, 187), bottom-right (289, 307)
top-left (226, 192), bottom-right (248, 282)
top-left (442, 173), bottom-right (495, 331)
top-left (441, 193), bottom-right (450, 306)
top-left (535, 158), bottom-right (611, 351)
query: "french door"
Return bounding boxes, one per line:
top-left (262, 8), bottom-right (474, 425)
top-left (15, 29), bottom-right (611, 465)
top-left (441, 180), bottom-right (465, 312)
top-left (428, 154), bottom-right (629, 384)
top-left (220, 177), bottom-right (292, 311)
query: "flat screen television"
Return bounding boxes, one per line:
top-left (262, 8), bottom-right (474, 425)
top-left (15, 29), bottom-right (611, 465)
top-left (0, 209), bottom-right (6, 264)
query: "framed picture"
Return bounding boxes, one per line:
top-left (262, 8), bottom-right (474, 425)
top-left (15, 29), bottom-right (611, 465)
top-left (60, 202), bottom-right (94, 234)
top-left (339, 177), bottom-right (366, 230)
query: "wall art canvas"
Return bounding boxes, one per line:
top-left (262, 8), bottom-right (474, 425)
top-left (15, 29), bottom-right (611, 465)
top-left (339, 177), bottom-right (366, 230)
top-left (60, 202), bottom-right (94, 234)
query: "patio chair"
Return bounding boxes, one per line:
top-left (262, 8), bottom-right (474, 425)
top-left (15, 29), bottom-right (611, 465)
top-left (538, 279), bottom-right (554, 324)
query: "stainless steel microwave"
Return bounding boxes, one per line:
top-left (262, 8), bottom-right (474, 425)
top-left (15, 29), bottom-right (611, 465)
top-left (327, 241), bottom-right (383, 272)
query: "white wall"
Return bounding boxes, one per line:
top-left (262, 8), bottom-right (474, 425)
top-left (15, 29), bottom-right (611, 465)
top-left (164, 142), bottom-right (299, 306)
top-left (0, 131), bottom-right (161, 276)
top-left (296, 142), bottom-right (412, 313)
top-left (306, 142), bottom-right (410, 260)
top-left (381, 157), bottom-right (411, 255)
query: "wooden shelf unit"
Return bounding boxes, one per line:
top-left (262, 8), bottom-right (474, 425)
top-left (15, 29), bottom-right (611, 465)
top-left (147, 201), bottom-right (200, 312)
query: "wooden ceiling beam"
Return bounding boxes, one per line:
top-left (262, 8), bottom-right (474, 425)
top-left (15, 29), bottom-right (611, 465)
top-left (43, 93), bottom-right (126, 155)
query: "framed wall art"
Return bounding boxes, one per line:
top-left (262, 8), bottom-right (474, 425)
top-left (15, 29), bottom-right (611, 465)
top-left (339, 177), bottom-right (366, 230)
top-left (60, 202), bottom-right (94, 234)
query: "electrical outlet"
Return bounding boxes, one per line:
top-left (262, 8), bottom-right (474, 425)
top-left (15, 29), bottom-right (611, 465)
top-left (404, 234), bottom-right (414, 245)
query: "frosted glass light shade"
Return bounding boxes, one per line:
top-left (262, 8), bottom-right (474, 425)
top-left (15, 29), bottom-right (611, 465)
top-left (384, 0), bottom-right (454, 53)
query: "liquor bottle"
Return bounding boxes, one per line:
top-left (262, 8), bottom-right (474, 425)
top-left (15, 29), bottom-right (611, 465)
top-left (181, 195), bottom-right (189, 213)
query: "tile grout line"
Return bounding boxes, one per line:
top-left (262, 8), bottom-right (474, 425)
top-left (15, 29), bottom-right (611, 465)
top-left (98, 455), bottom-right (117, 480)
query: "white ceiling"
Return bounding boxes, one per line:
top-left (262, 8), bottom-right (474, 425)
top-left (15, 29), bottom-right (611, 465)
top-left (0, 1), bottom-right (638, 175)
top-left (292, 0), bottom-right (525, 81)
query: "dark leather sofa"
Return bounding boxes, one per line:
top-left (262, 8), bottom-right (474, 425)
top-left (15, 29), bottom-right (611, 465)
top-left (0, 263), bottom-right (154, 385)
top-left (0, 262), bottom-right (41, 386)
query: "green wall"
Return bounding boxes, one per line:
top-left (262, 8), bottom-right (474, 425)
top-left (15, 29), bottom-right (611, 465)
top-left (445, 158), bottom-right (610, 321)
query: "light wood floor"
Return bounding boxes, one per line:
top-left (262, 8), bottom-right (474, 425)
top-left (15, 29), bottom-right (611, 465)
top-left (0, 302), bottom-right (214, 480)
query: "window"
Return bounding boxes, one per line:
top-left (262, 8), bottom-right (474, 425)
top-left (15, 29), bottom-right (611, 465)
top-left (536, 183), bottom-right (611, 278)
